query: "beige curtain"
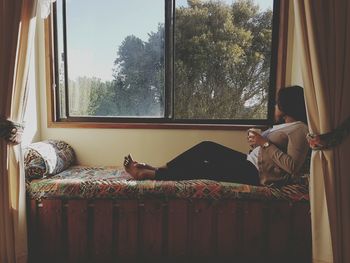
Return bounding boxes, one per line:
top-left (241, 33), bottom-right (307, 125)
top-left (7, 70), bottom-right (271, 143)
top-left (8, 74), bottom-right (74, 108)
top-left (0, 0), bottom-right (38, 262)
top-left (294, 1), bottom-right (350, 263)
top-left (275, 0), bottom-right (290, 91)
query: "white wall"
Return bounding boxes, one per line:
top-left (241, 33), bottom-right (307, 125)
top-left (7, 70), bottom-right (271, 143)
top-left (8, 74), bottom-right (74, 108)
top-left (40, 128), bottom-right (250, 167)
top-left (36, 19), bottom-right (253, 167)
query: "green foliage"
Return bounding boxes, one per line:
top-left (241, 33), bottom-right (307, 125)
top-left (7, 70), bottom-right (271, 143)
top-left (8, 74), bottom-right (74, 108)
top-left (66, 77), bottom-right (109, 116)
top-left (71, 0), bottom-right (273, 120)
top-left (110, 29), bottom-right (165, 116)
top-left (174, 0), bottom-right (272, 119)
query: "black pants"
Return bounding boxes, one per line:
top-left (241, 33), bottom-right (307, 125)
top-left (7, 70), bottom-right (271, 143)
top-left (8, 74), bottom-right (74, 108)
top-left (155, 141), bottom-right (260, 185)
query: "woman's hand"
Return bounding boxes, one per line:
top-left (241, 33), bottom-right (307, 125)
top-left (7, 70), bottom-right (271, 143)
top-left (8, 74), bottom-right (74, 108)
top-left (247, 130), bottom-right (268, 148)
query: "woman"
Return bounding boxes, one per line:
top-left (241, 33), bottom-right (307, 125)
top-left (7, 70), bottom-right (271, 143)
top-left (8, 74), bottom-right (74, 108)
top-left (124, 86), bottom-right (309, 186)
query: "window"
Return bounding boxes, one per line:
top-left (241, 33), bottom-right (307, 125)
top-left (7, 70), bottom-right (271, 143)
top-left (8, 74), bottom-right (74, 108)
top-left (52, 0), bottom-right (279, 126)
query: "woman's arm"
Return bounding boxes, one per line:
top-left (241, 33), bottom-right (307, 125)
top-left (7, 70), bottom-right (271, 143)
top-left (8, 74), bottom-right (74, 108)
top-left (261, 128), bottom-right (309, 174)
top-left (248, 126), bottom-right (309, 174)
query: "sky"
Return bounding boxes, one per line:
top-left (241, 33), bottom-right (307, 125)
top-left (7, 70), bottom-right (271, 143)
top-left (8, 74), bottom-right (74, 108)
top-left (64, 0), bottom-right (273, 82)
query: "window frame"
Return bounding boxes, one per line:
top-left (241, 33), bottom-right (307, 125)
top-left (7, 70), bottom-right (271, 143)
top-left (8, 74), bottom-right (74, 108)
top-left (46, 0), bottom-right (284, 130)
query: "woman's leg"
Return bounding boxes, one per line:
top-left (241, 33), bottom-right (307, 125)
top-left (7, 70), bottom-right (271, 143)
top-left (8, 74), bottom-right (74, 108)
top-left (167, 141), bottom-right (246, 168)
top-left (155, 141), bottom-right (260, 185)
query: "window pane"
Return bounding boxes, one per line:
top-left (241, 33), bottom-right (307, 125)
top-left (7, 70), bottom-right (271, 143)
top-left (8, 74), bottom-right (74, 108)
top-left (64, 0), bottom-right (165, 117)
top-left (174, 0), bottom-right (274, 120)
top-left (56, 0), bottom-right (66, 118)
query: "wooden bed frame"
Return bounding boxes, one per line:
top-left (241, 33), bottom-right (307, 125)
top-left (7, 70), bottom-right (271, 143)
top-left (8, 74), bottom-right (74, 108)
top-left (27, 198), bottom-right (311, 263)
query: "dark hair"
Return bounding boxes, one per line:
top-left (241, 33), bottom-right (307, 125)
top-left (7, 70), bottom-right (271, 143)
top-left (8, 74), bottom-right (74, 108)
top-left (277, 85), bottom-right (307, 124)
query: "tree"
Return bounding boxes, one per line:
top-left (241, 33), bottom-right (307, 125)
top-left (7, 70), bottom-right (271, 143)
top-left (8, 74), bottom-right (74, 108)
top-left (111, 29), bottom-right (165, 117)
top-left (64, 76), bottom-right (111, 116)
top-left (86, 0), bottom-right (273, 120)
top-left (86, 79), bottom-right (115, 116)
top-left (174, 0), bottom-right (272, 119)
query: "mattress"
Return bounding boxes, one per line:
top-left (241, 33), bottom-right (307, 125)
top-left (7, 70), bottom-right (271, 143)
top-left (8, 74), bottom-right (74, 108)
top-left (27, 166), bottom-right (309, 202)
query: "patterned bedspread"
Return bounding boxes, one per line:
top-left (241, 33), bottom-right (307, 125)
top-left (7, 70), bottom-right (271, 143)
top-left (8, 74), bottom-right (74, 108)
top-left (26, 166), bottom-right (309, 202)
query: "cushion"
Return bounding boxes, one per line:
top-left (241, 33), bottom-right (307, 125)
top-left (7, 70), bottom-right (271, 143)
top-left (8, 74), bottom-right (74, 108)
top-left (24, 140), bottom-right (75, 180)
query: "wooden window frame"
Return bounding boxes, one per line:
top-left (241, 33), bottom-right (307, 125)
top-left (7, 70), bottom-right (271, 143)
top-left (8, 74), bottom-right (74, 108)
top-left (45, 0), bottom-right (287, 130)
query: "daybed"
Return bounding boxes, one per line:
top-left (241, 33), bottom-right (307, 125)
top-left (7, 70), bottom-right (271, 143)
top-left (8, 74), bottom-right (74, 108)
top-left (25, 140), bottom-right (311, 263)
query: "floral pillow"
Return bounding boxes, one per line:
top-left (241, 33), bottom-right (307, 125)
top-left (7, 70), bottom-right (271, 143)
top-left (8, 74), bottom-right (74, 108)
top-left (24, 140), bottom-right (75, 180)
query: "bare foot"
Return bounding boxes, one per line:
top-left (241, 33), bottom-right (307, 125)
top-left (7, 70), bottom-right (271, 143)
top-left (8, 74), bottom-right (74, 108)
top-left (124, 154), bottom-right (156, 171)
top-left (123, 154), bottom-right (156, 180)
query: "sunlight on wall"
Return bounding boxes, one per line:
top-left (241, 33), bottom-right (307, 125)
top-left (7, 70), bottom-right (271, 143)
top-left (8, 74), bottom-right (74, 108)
top-left (22, 35), bottom-right (41, 147)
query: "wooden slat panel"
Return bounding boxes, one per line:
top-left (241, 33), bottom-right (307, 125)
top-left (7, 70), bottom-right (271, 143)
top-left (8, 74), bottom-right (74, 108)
top-left (217, 200), bottom-right (242, 258)
top-left (93, 200), bottom-right (113, 263)
top-left (39, 200), bottom-right (63, 263)
top-left (167, 200), bottom-right (188, 257)
top-left (191, 200), bottom-right (214, 258)
top-left (67, 200), bottom-right (88, 263)
top-left (29, 197), bottom-right (312, 262)
top-left (140, 200), bottom-right (164, 258)
top-left (28, 200), bottom-right (38, 262)
top-left (117, 200), bottom-right (139, 259)
top-left (267, 202), bottom-right (292, 261)
top-left (291, 202), bottom-right (312, 263)
top-left (242, 201), bottom-right (266, 261)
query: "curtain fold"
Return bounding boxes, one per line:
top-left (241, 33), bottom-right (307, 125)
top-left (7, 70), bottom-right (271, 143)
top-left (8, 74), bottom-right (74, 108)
top-left (275, 0), bottom-right (290, 91)
top-left (0, 0), bottom-right (38, 262)
top-left (294, 1), bottom-right (350, 263)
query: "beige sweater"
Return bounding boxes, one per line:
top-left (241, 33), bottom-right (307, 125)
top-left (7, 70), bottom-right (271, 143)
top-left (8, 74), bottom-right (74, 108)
top-left (257, 121), bottom-right (309, 186)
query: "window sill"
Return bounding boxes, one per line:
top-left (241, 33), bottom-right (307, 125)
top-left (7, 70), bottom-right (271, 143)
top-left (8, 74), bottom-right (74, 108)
top-left (48, 120), bottom-right (269, 130)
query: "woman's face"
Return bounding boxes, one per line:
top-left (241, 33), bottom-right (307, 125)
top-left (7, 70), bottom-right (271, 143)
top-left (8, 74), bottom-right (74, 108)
top-left (274, 103), bottom-right (285, 123)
